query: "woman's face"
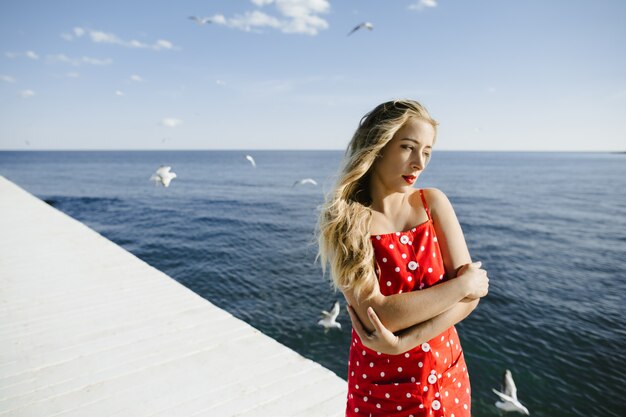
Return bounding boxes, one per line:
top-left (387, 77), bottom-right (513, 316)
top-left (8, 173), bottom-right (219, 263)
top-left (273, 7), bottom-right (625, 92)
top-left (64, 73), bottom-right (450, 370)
top-left (371, 117), bottom-right (435, 192)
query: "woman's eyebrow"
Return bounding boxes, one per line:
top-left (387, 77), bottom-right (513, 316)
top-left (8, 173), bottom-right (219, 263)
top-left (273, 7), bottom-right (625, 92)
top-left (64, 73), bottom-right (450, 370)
top-left (401, 138), bottom-right (432, 149)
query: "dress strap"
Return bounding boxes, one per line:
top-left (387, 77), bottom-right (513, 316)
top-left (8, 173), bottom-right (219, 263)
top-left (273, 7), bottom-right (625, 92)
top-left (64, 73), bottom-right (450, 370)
top-left (419, 189), bottom-right (432, 221)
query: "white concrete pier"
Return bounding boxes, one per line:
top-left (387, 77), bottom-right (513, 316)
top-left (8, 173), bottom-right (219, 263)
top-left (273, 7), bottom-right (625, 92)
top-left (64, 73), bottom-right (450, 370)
top-left (0, 176), bottom-right (347, 417)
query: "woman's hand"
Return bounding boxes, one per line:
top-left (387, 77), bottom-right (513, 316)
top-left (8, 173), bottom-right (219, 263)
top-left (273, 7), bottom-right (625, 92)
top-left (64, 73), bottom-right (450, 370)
top-left (346, 304), bottom-right (404, 355)
top-left (457, 261), bottom-right (489, 300)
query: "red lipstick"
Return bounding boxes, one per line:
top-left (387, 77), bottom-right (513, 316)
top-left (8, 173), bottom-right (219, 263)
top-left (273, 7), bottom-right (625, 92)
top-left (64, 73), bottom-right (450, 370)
top-left (402, 175), bottom-right (416, 184)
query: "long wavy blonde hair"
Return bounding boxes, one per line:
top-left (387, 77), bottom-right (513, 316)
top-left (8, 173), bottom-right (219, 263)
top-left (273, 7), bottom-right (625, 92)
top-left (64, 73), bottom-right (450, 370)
top-left (315, 99), bottom-right (439, 303)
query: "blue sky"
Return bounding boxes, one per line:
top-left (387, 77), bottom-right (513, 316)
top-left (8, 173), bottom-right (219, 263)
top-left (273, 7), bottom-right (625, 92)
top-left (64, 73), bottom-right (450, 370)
top-left (1, 0), bottom-right (624, 151)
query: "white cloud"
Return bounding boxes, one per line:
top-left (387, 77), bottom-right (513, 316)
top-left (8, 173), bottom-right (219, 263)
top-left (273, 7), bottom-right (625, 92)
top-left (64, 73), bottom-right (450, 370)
top-left (130, 74), bottom-right (144, 82)
top-left (47, 54), bottom-right (112, 66)
top-left (408, 0), bottom-right (438, 11)
top-left (161, 118), bottom-right (182, 127)
top-left (5, 51), bottom-right (39, 60)
top-left (210, 0), bottom-right (331, 36)
top-left (66, 72), bottom-right (80, 78)
top-left (1, 75), bottom-right (16, 83)
top-left (20, 89), bottom-right (35, 98)
top-left (63, 27), bottom-right (178, 50)
top-left (115, 90), bottom-right (125, 96)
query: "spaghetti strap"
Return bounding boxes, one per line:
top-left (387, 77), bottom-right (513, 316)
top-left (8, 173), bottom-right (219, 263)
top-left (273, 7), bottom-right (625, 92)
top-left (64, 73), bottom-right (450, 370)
top-left (419, 189), bottom-right (432, 221)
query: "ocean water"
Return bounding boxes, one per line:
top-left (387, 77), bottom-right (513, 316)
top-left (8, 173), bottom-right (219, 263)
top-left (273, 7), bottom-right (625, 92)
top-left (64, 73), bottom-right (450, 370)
top-left (1, 150), bottom-right (625, 417)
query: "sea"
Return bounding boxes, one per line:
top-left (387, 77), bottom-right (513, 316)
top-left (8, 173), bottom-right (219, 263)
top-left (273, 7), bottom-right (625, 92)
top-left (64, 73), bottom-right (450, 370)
top-left (1, 150), bottom-right (624, 417)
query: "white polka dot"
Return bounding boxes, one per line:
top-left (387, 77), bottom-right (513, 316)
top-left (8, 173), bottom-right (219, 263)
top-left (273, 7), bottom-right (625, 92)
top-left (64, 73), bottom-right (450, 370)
top-left (385, 393), bottom-right (390, 398)
top-left (423, 386), bottom-right (428, 392)
top-left (464, 404), bottom-right (468, 410)
top-left (401, 253), bottom-right (407, 259)
top-left (398, 367), bottom-right (403, 372)
top-left (435, 351), bottom-right (439, 357)
top-left (445, 391), bottom-right (449, 396)
top-left (362, 350), bottom-right (366, 355)
top-left (389, 244), bottom-right (394, 249)
top-left (420, 245), bottom-right (425, 251)
top-left (351, 371), bottom-right (354, 376)
top-left (432, 399), bottom-right (441, 410)
top-left (369, 362), bottom-right (373, 367)
top-left (354, 407), bottom-right (359, 412)
top-left (395, 267), bottom-right (400, 272)
top-left (458, 382), bottom-right (462, 388)
top-left (435, 392), bottom-right (440, 398)
top-left (396, 232), bottom-right (401, 236)
top-left (428, 374), bottom-right (437, 384)
top-left (399, 290), bottom-right (403, 293)
top-left (444, 358), bottom-right (447, 364)
top-left (376, 404), bottom-right (381, 409)
top-left (419, 404), bottom-right (424, 409)
top-left (350, 394), bottom-right (353, 399)
top-left (362, 374), bottom-right (367, 379)
top-left (446, 342), bottom-right (450, 347)
top-left (408, 261), bottom-right (418, 271)
top-left (466, 388), bottom-right (470, 394)
top-left (407, 275), bottom-right (413, 282)
top-left (382, 257), bottom-right (387, 263)
top-left (364, 396), bottom-right (368, 402)
top-left (400, 235), bottom-right (409, 244)
top-left (386, 281), bottom-right (391, 286)
top-left (439, 274), bottom-right (444, 280)
top-left (405, 353), bottom-right (410, 358)
top-left (409, 241), bottom-right (412, 245)
top-left (397, 405), bottom-right (403, 411)
top-left (418, 361), bottom-right (423, 368)
top-left (432, 252), bottom-right (436, 258)
top-left (377, 351), bottom-right (381, 355)
top-left (356, 384), bottom-right (359, 389)
top-left (411, 377), bottom-right (416, 382)
top-left (427, 267), bottom-right (433, 273)
top-left (406, 393), bottom-right (412, 398)
top-left (430, 370), bottom-right (436, 375)
top-left (426, 230), bottom-right (429, 236)
top-left (380, 371), bottom-right (385, 377)
top-left (376, 236), bottom-right (381, 240)
top-left (434, 237), bottom-right (438, 242)
top-left (455, 398), bottom-right (459, 404)
top-left (421, 342), bottom-right (430, 352)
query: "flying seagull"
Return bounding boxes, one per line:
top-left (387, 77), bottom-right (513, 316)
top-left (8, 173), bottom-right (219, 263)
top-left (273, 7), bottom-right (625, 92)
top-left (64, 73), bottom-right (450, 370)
top-left (292, 178), bottom-right (318, 188)
top-left (347, 22), bottom-right (373, 36)
top-left (245, 154), bottom-right (256, 168)
top-left (189, 16), bottom-right (212, 25)
top-left (150, 166), bottom-right (177, 187)
top-left (318, 301), bottom-right (341, 333)
top-left (492, 369), bottom-right (530, 415)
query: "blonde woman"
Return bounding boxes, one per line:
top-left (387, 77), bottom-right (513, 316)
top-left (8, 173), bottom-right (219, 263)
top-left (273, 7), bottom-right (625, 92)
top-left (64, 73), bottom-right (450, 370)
top-left (316, 99), bottom-right (489, 416)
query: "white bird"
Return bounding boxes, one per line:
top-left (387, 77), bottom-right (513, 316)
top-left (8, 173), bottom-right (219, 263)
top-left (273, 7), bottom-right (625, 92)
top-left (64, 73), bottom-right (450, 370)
top-left (347, 22), bottom-right (373, 36)
top-left (189, 16), bottom-right (212, 25)
top-left (245, 154), bottom-right (256, 168)
top-left (292, 178), bottom-right (318, 188)
top-left (318, 301), bottom-right (341, 333)
top-left (150, 166), bottom-right (177, 187)
top-left (492, 369), bottom-right (530, 415)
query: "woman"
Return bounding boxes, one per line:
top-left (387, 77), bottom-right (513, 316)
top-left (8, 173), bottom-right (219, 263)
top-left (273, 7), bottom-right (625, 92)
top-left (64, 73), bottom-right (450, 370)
top-left (315, 99), bottom-right (489, 416)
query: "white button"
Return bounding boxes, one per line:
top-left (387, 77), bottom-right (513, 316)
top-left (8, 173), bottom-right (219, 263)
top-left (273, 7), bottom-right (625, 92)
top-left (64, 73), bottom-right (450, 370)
top-left (428, 374), bottom-right (437, 384)
top-left (400, 235), bottom-right (409, 244)
top-left (421, 342), bottom-right (430, 352)
top-left (408, 261), bottom-right (418, 271)
top-left (432, 400), bottom-right (441, 410)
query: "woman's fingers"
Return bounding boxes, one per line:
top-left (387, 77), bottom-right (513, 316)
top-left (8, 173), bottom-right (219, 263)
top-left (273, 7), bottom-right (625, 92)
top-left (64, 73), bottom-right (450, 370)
top-left (346, 305), bottom-right (370, 339)
top-left (366, 307), bottom-right (386, 334)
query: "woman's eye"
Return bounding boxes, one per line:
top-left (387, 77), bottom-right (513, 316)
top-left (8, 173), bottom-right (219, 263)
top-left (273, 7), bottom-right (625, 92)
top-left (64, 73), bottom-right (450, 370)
top-left (402, 145), bottom-right (414, 151)
top-left (425, 153), bottom-right (431, 158)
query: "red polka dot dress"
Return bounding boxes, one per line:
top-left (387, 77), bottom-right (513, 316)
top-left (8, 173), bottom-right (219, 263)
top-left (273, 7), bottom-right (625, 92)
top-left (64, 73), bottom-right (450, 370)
top-left (346, 189), bottom-right (471, 417)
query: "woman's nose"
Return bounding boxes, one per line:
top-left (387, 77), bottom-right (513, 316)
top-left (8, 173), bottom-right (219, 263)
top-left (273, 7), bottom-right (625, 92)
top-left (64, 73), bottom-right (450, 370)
top-left (412, 156), bottom-right (424, 170)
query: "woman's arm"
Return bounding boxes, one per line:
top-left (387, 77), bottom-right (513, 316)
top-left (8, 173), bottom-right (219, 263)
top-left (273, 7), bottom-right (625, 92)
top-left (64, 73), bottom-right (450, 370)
top-left (343, 188), bottom-right (475, 334)
top-left (347, 297), bottom-right (480, 355)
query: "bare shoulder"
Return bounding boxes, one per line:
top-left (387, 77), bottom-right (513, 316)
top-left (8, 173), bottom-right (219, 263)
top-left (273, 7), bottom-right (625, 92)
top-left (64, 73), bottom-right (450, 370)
top-left (412, 187), bottom-right (452, 217)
